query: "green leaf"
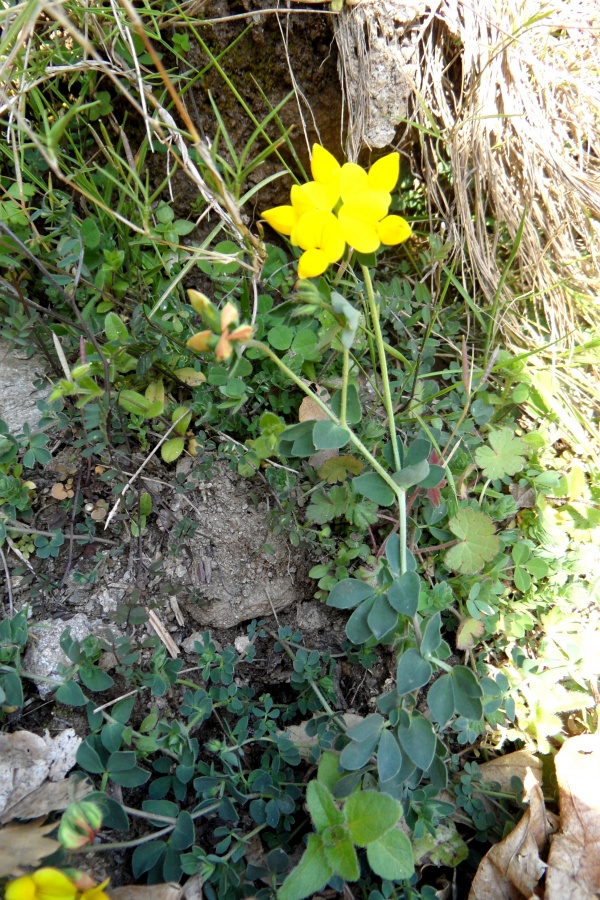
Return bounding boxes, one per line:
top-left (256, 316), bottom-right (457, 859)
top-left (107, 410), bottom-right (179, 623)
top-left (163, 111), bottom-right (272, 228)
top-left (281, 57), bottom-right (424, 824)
top-left (367, 828), bottom-right (415, 881)
top-left (268, 325), bottom-right (294, 350)
top-left (79, 665), bottom-right (114, 692)
top-left (392, 460), bottom-right (430, 490)
top-left (327, 579), bottom-right (375, 610)
top-left (161, 437), bottom-right (185, 464)
top-left (170, 811), bottom-right (195, 851)
top-left (306, 781), bottom-right (344, 832)
top-left (344, 790), bottom-right (401, 846)
top-left (455, 617), bottom-right (485, 650)
top-left (323, 834), bottom-right (359, 881)
top-left (312, 421), bottom-right (350, 450)
top-left (475, 427), bottom-right (528, 479)
top-left (330, 384), bottom-right (362, 424)
top-left (387, 572), bottom-right (420, 617)
top-left (104, 312), bottom-right (129, 344)
top-left (397, 714), bottom-right (436, 771)
top-left (118, 390), bottom-right (151, 416)
top-left (405, 438), bottom-right (431, 466)
top-left (172, 406), bottom-right (192, 435)
top-left (444, 508), bottom-right (500, 574)
top-left (345, 597), bottom-right (376, 644)
top-left (346, 714), bottom-right (385, 742)
top-left (77, 739), bottom-right (105, 774)
top-left (132, 841), bottom-right (166, 879)
top-left (396, 649), bottom-right (432, 694)
top-left (451, 666), bottom-right (483, 720)
top-left (377, 729), bottom-right (402, 782)
top-left (55, 680), bottom-right (87, 706)
top-left (367, 595), bottom-right (398, 639)
top-left (81, 217), bottom-right (101, 249)
top-left (339, 733), bottom-right (380, 770)
top-left (353, 472), bottom-right (395, 507)
top-left (317, 751), bottom-right (342, 792)
top-left (420, 612), bottom-right (442, 657)
top-left (277, 834), bottom-right (333, 900)
top-left (428, 674), bottom-right (455, 725)
top-left (514, 566), bottom-right (532, 592)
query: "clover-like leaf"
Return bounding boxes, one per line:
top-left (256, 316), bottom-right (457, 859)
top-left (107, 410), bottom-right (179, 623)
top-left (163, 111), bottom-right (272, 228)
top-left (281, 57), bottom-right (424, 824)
top-left (475, 427), bottom-right (528, 479)
top-left (444, 507), bottom-right (500, 574)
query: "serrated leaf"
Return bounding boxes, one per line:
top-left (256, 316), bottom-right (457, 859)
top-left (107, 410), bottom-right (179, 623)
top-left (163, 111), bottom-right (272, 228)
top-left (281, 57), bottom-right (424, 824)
top-left (475, 427), bottom-right (528, 479)
top-left (312, 420), bottom-right (350, 450)
top-left (344, 790), bottom-right (401, 846)
top-left (161, 437), bottom-right (185, 464)
top-left (353, 472), bottom-right (395, 507)
top-left (278, 834), bottom-right (333, 900)
top-left (445, 507), bottom-right (500, 574)
top-left (173, 367), bottom-right (206, 386)
top-left (306, 781), bottom-right (344, 832)
top-left (367, 829), bottom-right (415, 881)
top-left (456, 617), bottom-right (485, 650)
top-left (318, 455), bottom-right (364, 483)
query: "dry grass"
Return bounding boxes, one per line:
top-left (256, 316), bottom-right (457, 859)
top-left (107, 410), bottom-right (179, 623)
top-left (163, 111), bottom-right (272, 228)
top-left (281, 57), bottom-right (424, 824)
top-left (335, 0), bottom-right (600, 351)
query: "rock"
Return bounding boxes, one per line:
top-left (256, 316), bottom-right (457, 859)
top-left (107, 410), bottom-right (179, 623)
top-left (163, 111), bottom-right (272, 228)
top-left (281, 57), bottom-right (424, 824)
top-left (24, 613), bottom-right (109, 698)
top-left (0, 340), bottom-right (49, 434)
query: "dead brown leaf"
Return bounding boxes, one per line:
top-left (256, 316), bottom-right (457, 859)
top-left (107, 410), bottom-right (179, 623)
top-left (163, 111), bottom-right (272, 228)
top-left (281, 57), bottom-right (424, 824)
top-left (1, 776), bottom-right (91, 823)
top-left (479, 749), bottom-right (543, 795)
top-left (468, 769), bottom-right (549, 899)
top-left (108, 884), bottom-right (182, 900)
top-left (545, 734), bottom-right (600, 899)
top-left (0, 820), bottom-right (61, 877)
top-left (298, 395), bottom-right (329, 422)
top-left (0, 729), bottom-right (81, 821)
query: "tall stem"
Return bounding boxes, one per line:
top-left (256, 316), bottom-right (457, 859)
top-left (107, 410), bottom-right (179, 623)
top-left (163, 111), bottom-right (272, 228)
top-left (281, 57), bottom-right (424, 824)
top-left (360, 266), bottom-right (407, 576)
top-left (339, 347), bottom-right (349, 427)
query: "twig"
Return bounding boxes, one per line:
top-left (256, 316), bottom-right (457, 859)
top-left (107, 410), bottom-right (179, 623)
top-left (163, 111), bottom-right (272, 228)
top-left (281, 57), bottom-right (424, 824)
top-left (104, 410), bottom-right (190, 529)
top-left (58, 470), bottom-right (83, 595)
top-left (1, 519), bottom-right (117, 545)
top-left (0, 545), bottom-right (13, 616)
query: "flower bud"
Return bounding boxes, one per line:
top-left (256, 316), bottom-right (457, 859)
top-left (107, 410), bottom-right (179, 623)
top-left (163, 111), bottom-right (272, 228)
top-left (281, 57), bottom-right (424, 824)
top-left (187, 290), bottom-right (221, 332)
top-left (58, 800), bottom-right (103, 849)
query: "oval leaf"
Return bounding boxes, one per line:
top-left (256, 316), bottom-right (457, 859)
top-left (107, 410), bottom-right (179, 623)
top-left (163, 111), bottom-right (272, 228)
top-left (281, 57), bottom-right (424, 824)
top-left (353, 472), bottom-right (395, 507)
top-left (161, 437), bottom-right (185, 464)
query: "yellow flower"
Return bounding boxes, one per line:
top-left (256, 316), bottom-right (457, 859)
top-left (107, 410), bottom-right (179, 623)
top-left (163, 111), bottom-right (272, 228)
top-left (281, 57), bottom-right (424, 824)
top-left (337, 152), bottom-right (411, 253)
top-left (261, 145), bottom-right (411, 276)
top-left (5, 869), bottom-right (110, 900)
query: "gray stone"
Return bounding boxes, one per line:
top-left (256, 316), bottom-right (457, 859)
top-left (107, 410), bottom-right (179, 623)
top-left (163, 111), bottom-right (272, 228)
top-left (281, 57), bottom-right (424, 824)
top-left (24, 613), bottom-right (107, 698)
top-left (0, 340), bottom-right (49, 434)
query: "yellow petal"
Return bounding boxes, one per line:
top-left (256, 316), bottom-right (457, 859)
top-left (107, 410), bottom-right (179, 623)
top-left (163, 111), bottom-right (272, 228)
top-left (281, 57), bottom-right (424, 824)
top-left (32, 869), bottom-right (78, 900)
top-left (377, 215), bottom-right (412, 245)
top-left (80, 880), bottom-right (111, 900)
top-left (340, 162), bottom-right (369, 201)
top-left (220, 302), bottom-right (239, 331)
top-left (368, 152), bottom-right (400, 192)
top-left (301, 181), bottom-right (334, 210)
top-left (338, 214), bottom-right (380, 253)
top-left (321, 212), bottom-right (346, 263)
top-left (5, 876), bottom-right (36, 900)
top-left (298, 248), bottom-right (330, 279)
top-left (339, 191), bottom-right (391, 224)
top-left (187, 330), bottom-right (214, 352)
top-left (311, 144), bottom-right (340, 184)
top-left (294, 209), bottom-right (327, 251)
top-left (261, 205), bottom-right (298, 236)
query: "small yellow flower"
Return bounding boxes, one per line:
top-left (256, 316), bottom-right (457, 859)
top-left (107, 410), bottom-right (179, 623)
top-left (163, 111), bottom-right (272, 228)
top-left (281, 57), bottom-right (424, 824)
top-left (4, 869), bottom-right (110, 900)
top-left (187, 301), bottom-right (253, 361)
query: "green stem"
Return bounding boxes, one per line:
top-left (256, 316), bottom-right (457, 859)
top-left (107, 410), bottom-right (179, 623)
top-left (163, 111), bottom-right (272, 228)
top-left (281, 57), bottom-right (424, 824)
top-left (248, 340), bottom-right (405, 505)
top-left (339, 347), bottom-right (349, 427)
top-left (360, 266), bottom-right (407, 576)
top-left (361, 265), bottom-right (401, 471)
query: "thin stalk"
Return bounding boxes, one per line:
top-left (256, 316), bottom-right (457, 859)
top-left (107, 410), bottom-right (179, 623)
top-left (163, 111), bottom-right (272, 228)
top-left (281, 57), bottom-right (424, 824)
top-left (361, 265), bottom-right (401, 471)
top-left (339, 347), bottom-right (349, 427)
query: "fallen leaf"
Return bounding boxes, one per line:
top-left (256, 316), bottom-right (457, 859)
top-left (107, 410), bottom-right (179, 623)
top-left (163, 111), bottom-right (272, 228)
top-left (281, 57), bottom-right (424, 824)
top-left (545, 734), bottom-right (600, 899)
top-left (478, 749), bottom-right (542, 794)
top-left (108, 884), bottom-right (182, 900)
top-left (0, 820), bottom-right (61, 877)
top-left (0, 729), bottom-right (81, 820)
top-left (1, 775), bottom-right (91, 823)
top-left (468, 768), bottom-right (549, 899)
top-left (299, 395), bottom-right (329, 422)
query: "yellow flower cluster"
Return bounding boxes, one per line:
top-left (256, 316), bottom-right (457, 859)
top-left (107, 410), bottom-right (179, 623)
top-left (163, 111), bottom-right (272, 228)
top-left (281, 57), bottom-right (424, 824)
top-left (261, 145), bottom-right (412, 278)
top-left (5, 869), bottom-right (110, 900)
